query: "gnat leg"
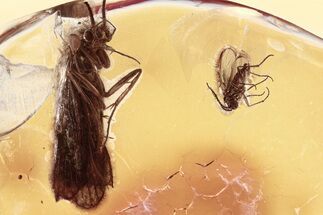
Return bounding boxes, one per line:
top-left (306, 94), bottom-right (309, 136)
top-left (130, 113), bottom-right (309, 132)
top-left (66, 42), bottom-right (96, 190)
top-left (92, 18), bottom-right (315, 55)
top-left (248, 54), bottom-right (274, 68)
top-left (250, 72), bottom-right (274, 81)
top-left (243, 95), bottom-right (250, 107)
top-left (244, 87), bottom-right (270, 107)
top-left (237, 54), bottom-right (273, 72)
top-left (240, 82), bottom-right (258, 90)
top-left (206, 83), bottom-right (232, 111)
top-left (103, 69), bottom-right (142, 145)
top-left (246, 90), bottom-right (266, 98)
top-left (238, 54), bottom-right (274, 90)
top-left (247, 76), bottom-right (272, 91)
top-left (247, 72), bottom-right (273, 91)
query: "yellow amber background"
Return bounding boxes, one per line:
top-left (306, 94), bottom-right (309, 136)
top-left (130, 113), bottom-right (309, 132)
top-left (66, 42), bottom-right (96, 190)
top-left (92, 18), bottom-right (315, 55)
top-left (1, 1), bottom-right (323, 215)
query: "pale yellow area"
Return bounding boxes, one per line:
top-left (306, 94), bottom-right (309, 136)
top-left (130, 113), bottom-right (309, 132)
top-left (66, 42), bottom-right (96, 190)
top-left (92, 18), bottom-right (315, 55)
top-left (0, 0), bottom-right (322, 38)
top-left (0, 1), bottom-right (323, 215)
top-left (230, 0), bottom-right (323, 39)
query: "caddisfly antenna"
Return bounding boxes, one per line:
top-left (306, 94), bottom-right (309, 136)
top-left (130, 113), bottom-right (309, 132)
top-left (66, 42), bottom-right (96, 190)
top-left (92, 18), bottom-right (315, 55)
top-left (102, 0), bottom-right (107, 28)
top-left (99, 0), bottom-right (117, 40)
top-left (84, 2), bottom-right (95, 26)
top-left (100, 0), bottom-right (116, 29)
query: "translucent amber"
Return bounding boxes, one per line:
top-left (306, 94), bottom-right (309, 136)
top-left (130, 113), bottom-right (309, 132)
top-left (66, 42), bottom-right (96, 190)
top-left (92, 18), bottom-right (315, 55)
top-left (0, 1), bottom-right (323, 214)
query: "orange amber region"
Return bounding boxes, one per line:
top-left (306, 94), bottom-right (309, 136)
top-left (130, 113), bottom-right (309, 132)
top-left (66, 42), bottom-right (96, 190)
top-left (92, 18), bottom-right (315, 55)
top-left (112, 149), bottom-right (265, 215)
top-left (2, 1), bottom-right (323, 214)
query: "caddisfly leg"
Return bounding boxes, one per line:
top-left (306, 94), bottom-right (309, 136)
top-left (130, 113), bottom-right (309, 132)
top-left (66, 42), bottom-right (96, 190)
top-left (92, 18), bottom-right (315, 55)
top-left (105, 45), bottom-right (140, 64)
top-left (104, 69), bottom-right (142, 98)
top-left (102, 69), bottom-right (142, 146)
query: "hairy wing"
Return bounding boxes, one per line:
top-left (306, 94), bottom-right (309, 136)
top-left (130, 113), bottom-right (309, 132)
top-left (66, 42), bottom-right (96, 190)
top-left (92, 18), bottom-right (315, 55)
top-left (233, 49), bottom-right (250, 80)
top-left (216, 46), bottom-right (238, 92)
top-left (52, 59), bottom-right (113, 209)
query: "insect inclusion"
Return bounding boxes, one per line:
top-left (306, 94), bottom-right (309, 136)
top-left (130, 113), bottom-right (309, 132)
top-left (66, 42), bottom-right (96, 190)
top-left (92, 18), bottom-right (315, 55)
top-left (52, 0), bottom-right (142, 209)
top-left (207, 46), bottom-right (273, 112)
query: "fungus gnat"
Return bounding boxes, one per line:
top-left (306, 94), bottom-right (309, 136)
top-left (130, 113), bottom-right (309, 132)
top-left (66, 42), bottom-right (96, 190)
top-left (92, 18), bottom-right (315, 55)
top-left (207, 46), bottom-right (273, 111)
top-left (52, 0), bottom-right (142, 208)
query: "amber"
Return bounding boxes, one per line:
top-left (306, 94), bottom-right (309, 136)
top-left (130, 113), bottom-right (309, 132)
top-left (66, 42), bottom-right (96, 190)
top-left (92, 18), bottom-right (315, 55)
top-left (1, 1), bottom-right (323, 214)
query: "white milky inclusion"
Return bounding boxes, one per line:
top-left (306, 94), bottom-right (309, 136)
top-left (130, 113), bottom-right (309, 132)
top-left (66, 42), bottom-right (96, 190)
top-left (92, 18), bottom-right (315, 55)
top-left (0, 55), bottom-right (53, 136)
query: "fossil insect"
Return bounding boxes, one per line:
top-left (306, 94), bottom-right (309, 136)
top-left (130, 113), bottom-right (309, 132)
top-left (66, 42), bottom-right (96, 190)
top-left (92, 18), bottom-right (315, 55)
top-left (52, 0), bottom-right (142, 209)
top-left (207, 46), bottom-right (273, 111)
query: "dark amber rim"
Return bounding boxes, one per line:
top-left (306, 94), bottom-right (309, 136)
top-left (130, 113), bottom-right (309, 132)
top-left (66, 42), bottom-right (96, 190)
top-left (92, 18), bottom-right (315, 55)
top-left (1, 0), bottom-right (322, 45)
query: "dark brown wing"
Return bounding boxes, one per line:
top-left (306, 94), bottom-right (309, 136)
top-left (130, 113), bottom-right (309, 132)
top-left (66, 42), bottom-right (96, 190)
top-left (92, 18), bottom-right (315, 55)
top-left (52, 59), bottom-right (113, 209)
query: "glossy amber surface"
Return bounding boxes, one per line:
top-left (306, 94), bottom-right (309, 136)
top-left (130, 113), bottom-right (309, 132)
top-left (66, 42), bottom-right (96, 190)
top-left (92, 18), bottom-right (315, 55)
top-left (0, 1), bottom-right (323, 214)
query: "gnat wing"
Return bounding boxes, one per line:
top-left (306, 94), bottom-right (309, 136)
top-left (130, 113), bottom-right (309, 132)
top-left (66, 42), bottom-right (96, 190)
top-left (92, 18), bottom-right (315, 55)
top-left (233, 49), bottom-right (250, 77)
top-left (0, 55), bottom-right (53, 136)
top-left (215, 46), bottom-right (238, 92)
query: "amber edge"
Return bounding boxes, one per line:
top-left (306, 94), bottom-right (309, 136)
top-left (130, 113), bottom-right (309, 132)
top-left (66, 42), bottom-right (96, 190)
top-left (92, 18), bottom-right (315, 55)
top-left (1, 0), bottom-right (323, 46)
top-left (105, 0), bottom-right (323, 43)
